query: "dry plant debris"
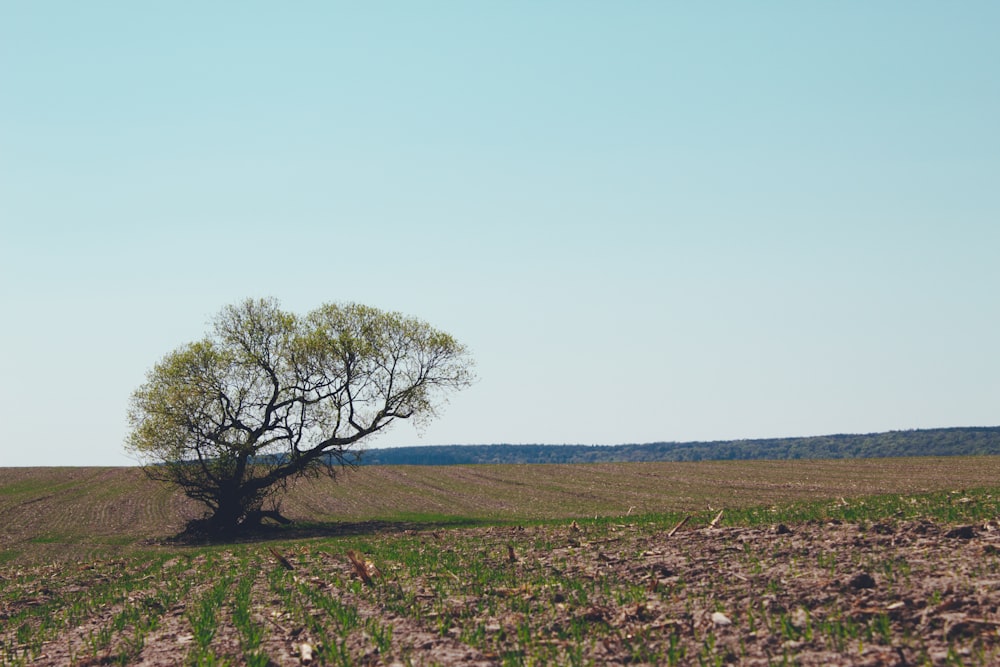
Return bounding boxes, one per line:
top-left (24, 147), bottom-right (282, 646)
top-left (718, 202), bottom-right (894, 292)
top-left (269, 546), bottom-right (295, 571)
top-left (345, 549), bottom-right (379, 586)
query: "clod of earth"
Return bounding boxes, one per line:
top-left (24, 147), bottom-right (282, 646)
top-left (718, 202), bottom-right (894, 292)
top-left (848, 572), bottom-right (877, 589)
top-left (945, 525), bottom-right (977, 539)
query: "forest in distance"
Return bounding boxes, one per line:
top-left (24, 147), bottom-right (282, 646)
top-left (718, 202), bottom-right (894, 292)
top-left (357, 426), bottom-right (1000, 466)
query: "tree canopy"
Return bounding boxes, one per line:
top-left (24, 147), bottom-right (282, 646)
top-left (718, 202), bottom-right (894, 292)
top-left (126, 298), bottom-right (474, 534)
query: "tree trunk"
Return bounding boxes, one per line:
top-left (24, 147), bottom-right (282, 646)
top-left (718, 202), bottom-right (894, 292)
top-left (204, 453), bottom-right (254, 535)
top-left (209, 496), bottom-right (243, 535)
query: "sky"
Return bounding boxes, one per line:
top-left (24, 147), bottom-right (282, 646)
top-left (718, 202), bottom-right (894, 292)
top-left (2, 2), bottom-right (999, 466)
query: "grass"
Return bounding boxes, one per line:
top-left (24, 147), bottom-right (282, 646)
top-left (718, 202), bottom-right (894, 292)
top-left (718, 486), bottom-right (1000, 526)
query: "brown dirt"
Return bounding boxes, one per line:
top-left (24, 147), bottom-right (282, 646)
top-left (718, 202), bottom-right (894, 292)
top-left (6, 517), bottom-right (1000, 665)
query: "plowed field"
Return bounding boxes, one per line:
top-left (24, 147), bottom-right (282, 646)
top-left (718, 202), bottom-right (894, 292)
top-left (6, 509), bottom-right (1000, 665)
top-left (5, 457), bottom-right (1000, 565)
top-left (4, 458), bottom-right (1000, 665)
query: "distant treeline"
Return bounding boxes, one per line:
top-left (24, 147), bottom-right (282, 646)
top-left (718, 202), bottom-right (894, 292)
top-left (356, 427), bottom-right (1000, 466)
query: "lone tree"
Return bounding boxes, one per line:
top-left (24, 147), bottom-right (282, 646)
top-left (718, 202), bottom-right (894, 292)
top-left (127, 298), bottom-right (474, 535)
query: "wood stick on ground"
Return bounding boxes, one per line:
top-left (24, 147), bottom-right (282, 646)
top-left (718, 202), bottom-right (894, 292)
top-left (268, 546), bottom-right (294, 570)
top-left (709, 509), bottom-right (724, 528)
top-left (668, 515), bottom-right (690, 537)
top-left (346, 550), bottom-right (375, 585)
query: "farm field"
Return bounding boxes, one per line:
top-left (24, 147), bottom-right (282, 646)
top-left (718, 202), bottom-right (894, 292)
top-left (4, 457), bottom-right (1000, 665)
top-left (5, 457), bottom-right (1000, 566)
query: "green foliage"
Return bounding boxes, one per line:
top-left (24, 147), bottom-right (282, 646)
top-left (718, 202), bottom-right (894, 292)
top-left (126, 297), bottom-right (473, 533)
top-left (360, 426), bottom-right (1000, 465)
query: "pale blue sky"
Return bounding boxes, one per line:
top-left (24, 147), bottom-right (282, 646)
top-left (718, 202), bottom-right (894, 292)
top-left (2, 3), bottom-right (998, 466)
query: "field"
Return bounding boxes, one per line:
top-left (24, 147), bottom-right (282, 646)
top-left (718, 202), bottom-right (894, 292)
top-left (4, 457), bottom-right (1000, 665)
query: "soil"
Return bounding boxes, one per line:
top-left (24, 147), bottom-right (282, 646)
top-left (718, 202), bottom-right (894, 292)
top-left (6, 517), bottom-right (1000, 666)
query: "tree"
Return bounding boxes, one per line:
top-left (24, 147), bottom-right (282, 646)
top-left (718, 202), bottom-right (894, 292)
top-left (126, 298), bottom-right (474, 535)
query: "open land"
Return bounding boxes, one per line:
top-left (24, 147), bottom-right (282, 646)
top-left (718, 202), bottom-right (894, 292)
top-left (4, 457), bottom-right (1000, 665)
